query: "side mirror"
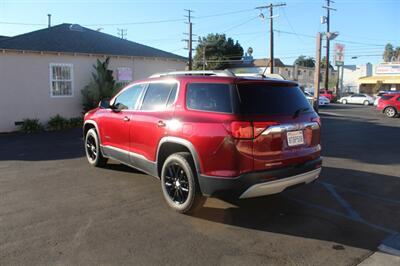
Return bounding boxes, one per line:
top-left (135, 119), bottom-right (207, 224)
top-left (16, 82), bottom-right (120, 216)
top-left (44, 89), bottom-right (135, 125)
top-left (99, 99), bottom-right (110, 109)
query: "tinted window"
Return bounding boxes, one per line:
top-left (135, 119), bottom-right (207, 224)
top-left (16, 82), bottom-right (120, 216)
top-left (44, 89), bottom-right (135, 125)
top-left (381, 95), bottom-right (395, 100)
top-left (114, 84), bottom-right (146, 110)
top-left (166, 85), bottom-right (178, 107)
top-left (237, 83), bottom-right (312, 115)
top-left (141, 83), bottom-right (177, 111)
top-left (186, 83), bottom-right (232, 113)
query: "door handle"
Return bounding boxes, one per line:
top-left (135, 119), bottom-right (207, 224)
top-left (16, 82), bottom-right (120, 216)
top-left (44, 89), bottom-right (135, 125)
top-left (157, 120), bottom-right (166, 128)
top-left (123, 116), bottom-right (130, 122)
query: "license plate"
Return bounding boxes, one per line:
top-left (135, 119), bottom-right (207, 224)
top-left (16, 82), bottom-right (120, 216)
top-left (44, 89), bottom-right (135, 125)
top-left (287, 130), bottom-right (304, 146)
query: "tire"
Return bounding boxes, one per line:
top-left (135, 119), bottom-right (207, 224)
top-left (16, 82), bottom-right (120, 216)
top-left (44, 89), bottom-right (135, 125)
top-left (384, 107), bottom-right (397, 118)
top-left (161, 152), bottom-right (206, 214)
top-left (85, 128), bottom-right (108, 167)
top-left (363, 100), bottom-right (370, 106)
top-left (342, 99), bottom-right (347, 104)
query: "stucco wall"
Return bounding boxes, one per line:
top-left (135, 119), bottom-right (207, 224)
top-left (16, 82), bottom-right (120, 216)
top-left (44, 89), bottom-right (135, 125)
top-left (0, 51), bottom-right (185, 132)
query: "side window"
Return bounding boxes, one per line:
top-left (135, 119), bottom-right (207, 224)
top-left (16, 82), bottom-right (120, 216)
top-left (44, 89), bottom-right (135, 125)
top-left (141, 83), bottom-right (177, 111)
top-left (114, 84), bottom-right (146, 110)
top-left (186, 83), bottom-right (232, 113)
top-left (166, 85), bottom-right (178, 107)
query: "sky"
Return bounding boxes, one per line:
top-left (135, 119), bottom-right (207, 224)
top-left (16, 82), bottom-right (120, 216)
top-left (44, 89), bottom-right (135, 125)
top-left (0, 0), bottom-right (399, 66)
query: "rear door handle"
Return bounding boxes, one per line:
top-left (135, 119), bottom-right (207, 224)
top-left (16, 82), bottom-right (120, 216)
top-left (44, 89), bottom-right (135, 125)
top-left (123, 116), bottom-right (130, 122)
top-left (157, 120), bottom-right (166, 127)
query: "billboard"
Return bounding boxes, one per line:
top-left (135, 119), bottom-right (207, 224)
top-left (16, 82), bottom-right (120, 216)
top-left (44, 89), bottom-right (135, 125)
top-left (375, 64), bottom-right (400, 75)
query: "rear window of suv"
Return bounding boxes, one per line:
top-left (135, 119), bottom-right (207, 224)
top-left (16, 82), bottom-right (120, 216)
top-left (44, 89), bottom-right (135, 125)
top-left (186, 83), bottom-right (232, 113)
top-left (237, 83), bottom-right (312, 115)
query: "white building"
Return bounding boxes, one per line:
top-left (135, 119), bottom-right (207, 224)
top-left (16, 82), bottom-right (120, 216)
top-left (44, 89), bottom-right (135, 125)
top-left (0, 24), bottom-right (186, 132)
top-left (341, 63), bottom-right (373, 93)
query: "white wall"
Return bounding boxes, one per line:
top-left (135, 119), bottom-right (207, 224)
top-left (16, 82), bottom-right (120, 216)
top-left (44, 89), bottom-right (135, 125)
top-left (0, 51), bottom-right (185, 132)
top-left (342, 64), bottom-right (372, 93)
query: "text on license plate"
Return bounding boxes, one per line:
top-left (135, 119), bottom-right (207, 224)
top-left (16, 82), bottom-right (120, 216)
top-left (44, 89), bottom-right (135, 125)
top-left (287, 130), bottom-right (304, 146)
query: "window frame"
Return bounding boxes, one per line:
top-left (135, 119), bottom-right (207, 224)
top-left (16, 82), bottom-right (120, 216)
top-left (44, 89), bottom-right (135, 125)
top-left (185, 82), bottom-right (234, 114)
top-left (49, 63), bottom-right (74, 98)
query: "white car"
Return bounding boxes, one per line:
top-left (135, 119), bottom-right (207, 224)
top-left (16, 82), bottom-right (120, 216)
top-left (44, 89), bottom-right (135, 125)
top-left (304, 91), bottom-right (330, 106)
top-left (339, 94), bottom-right (374, 105)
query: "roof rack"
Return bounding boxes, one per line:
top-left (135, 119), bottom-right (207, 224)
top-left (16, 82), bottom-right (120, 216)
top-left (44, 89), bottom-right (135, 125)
top-left (149, 70), bottom-right (236, 78)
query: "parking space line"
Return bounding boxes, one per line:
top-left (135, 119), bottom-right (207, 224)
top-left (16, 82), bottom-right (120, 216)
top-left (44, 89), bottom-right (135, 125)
top-left (317, 181), bottom-right (400, 206)
top-left (322, 182), bottom-right (362, 221)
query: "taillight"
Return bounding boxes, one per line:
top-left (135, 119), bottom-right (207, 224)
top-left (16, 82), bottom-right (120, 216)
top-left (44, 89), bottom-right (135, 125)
top-left (227, 121), bottom-right (277, 139)
top-left (253, 122), bottom-right (278, 137)
top-left (230, 121), bottom-right (253, 139)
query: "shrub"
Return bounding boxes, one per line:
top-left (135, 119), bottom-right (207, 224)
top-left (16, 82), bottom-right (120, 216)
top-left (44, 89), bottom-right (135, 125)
top-left (68, 117), bottom-right (83, 128)
top-left (47, 114), bottom-right (69, 131)
top-left (20, 119), bottom-right (43, 133)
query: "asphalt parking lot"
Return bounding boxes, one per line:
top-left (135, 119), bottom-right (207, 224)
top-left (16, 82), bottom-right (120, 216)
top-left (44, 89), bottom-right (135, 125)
top-left (1, 104), bottom-right (400, 265)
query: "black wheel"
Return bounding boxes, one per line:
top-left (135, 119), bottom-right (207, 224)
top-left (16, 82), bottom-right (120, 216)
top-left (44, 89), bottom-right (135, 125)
top-left (161, 152), bottom-right (205, 214)
top-left (384, 107), bottom-right (397, 118)
top-left (85, 128), bottom-right (108, 167)
top-left (342, 99), bottom-right (347, 104)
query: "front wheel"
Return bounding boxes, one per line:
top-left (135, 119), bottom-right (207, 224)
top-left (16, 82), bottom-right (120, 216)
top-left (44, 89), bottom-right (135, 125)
top-left (342, 99), bottom-right (347, 104)
top-left (384, 107), bottom-right (397, 118)
top-left (161, 152), bottom-right (205, 214)
top-left (363, 100), bottom-right (370, 106)
top-left (85, 128), bottom-right (108, 167)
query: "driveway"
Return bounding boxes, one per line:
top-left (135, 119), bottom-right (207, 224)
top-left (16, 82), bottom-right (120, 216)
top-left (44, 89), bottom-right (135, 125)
top-left (1, 104), bottom-right (399, 265)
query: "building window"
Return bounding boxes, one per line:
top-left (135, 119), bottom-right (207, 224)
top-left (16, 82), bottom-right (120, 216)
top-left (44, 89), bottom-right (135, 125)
top-left (50, 64), bottom-right (73, 97)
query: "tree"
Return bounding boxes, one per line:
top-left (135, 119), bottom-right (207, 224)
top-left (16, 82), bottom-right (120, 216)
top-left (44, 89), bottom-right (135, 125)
top-left (395, 47), bottom-right (400, 62)
top-left (193, 33), bottom-right (243, 70)
top-left (293, 55), bottom-right (315, 67)
top-left (81, 57), bottom-right (118, 112)
top-left (383, 43), bottom-right (394, 62)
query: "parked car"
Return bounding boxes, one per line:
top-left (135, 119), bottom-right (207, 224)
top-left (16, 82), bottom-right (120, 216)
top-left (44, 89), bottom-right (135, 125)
top-left (83, 70), bottom-right (322, 213)
top-left (339, 93), bottom-right (374, 105)
top-left (319, 90), bottom-right (336, 102)
top-left (304, 91), bottom-right (330, 106)
top-left (374, 91), bottom-right (399, 106)
top-left (377, 93), bottom-right (400, 118)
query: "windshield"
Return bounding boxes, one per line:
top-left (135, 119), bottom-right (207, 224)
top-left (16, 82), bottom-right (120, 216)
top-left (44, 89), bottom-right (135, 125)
top-left (236, 83), bottom-right (313, 115)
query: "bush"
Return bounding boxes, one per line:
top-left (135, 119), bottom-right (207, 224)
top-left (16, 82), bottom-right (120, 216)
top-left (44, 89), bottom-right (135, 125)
top-left (47, 114), bottom-right (69, 131)
top-left (20, 119), bottom-right (43, 133)
top-left (68, 117), bottom-right (83, 128)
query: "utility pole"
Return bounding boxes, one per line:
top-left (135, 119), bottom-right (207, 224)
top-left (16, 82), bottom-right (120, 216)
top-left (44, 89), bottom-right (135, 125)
top-left (183, 9), bottom-right (194, 70)
top-left (256, 2), bottom-right (286, 74)
top-left (314, 32), bottom-right (322, 113)
top-left (117, 28), bottom-right (127, 39)
top-left (322, 0), bottom-right (336, 90)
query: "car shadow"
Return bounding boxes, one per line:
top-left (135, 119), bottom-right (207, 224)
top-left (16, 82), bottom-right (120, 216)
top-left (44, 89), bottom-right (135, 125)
top-left (191, 166), bottom-right (400, 251)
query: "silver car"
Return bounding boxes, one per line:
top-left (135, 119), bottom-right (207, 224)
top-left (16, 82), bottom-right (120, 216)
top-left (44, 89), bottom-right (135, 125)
top-left (339, 94), bottom-right (374, 105)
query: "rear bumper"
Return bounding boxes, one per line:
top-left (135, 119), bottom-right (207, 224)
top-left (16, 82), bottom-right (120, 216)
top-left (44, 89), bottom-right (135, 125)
top-left (198, 157), bottom-right (322, 199)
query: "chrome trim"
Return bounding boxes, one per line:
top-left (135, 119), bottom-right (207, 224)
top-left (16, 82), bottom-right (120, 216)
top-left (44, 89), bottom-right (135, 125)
top-left (261, 122), bottom-right (319, 135)
top-left (239, 168), bottom-right (321, 199)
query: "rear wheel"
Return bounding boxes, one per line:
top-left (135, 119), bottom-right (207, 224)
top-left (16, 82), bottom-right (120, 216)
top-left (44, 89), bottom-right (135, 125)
top-left (363, 100), bottom-right (370, 106)
top-left (342, 99), bottom-right (347, 104)
top-left (85, 128), bottom-right (108, 167)
top-left (161, 152), bottom-right (205, 214)
top-left (384, 107), bottom-right (397, 118)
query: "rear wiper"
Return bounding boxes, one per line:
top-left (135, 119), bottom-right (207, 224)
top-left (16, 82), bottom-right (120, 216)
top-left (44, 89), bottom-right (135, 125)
top-left (293, 107), bottom-right (310, 118)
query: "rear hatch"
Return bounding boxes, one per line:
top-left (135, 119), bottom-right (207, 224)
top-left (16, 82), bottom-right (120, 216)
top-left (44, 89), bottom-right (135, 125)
top-left (234, 81), bottom-right (321, 171)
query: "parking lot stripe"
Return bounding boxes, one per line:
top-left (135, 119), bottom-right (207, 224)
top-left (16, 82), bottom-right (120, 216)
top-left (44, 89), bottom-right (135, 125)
top-left (379, 234), bottom-right (400, 256)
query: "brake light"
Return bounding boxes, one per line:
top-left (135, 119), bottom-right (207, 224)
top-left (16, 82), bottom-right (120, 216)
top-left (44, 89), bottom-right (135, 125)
top-left (227, 121), bottom-right (277, 139)
top-left (230, 121), bottom-right (253, 139)
top-left (253, 122), bottom-right (278, 137)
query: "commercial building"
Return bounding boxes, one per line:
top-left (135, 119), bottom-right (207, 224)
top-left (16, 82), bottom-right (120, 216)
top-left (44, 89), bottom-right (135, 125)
top-left (358, 63), bottom-right (400, 94)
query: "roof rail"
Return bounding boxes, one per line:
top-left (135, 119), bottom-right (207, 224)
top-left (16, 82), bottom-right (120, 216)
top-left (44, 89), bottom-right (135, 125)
top-left (149, 70), bottom-right (236, 78)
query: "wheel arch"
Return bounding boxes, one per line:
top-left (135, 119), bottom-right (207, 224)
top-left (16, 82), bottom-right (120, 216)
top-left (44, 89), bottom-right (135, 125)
top-left (383, 105), bottom-right (398, 114)
top-left (156, 137), bottom-right (202, 178)
top-left (83, 120), bottom-right (101, 142)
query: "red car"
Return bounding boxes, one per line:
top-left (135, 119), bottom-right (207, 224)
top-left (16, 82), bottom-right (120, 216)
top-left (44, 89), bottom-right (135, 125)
top-left (377, 93), bottom-right (400, 118)
top-left (83, 71), bottom-right (322, 213)
top-left (319, 90), bottom-right (336, 102)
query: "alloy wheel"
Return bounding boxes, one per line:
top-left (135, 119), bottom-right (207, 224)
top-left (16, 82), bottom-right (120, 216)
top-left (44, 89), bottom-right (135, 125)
top-left (164, 163), bottom-right (190, 205)
top-left (86, 134), bottom-right (97, 161)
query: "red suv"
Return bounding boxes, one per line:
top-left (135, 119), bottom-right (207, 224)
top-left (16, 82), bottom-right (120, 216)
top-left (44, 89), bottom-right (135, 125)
top-left (319, 90), bottom-right (335, 102)
top-left (377, 93), bottom-right (400, 118)
top-left (83, 71), bottom-right (322, 213)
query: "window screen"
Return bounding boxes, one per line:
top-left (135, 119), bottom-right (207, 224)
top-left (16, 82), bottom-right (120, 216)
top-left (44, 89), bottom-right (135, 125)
top-left (50, 64), bottom-right (73, 96)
